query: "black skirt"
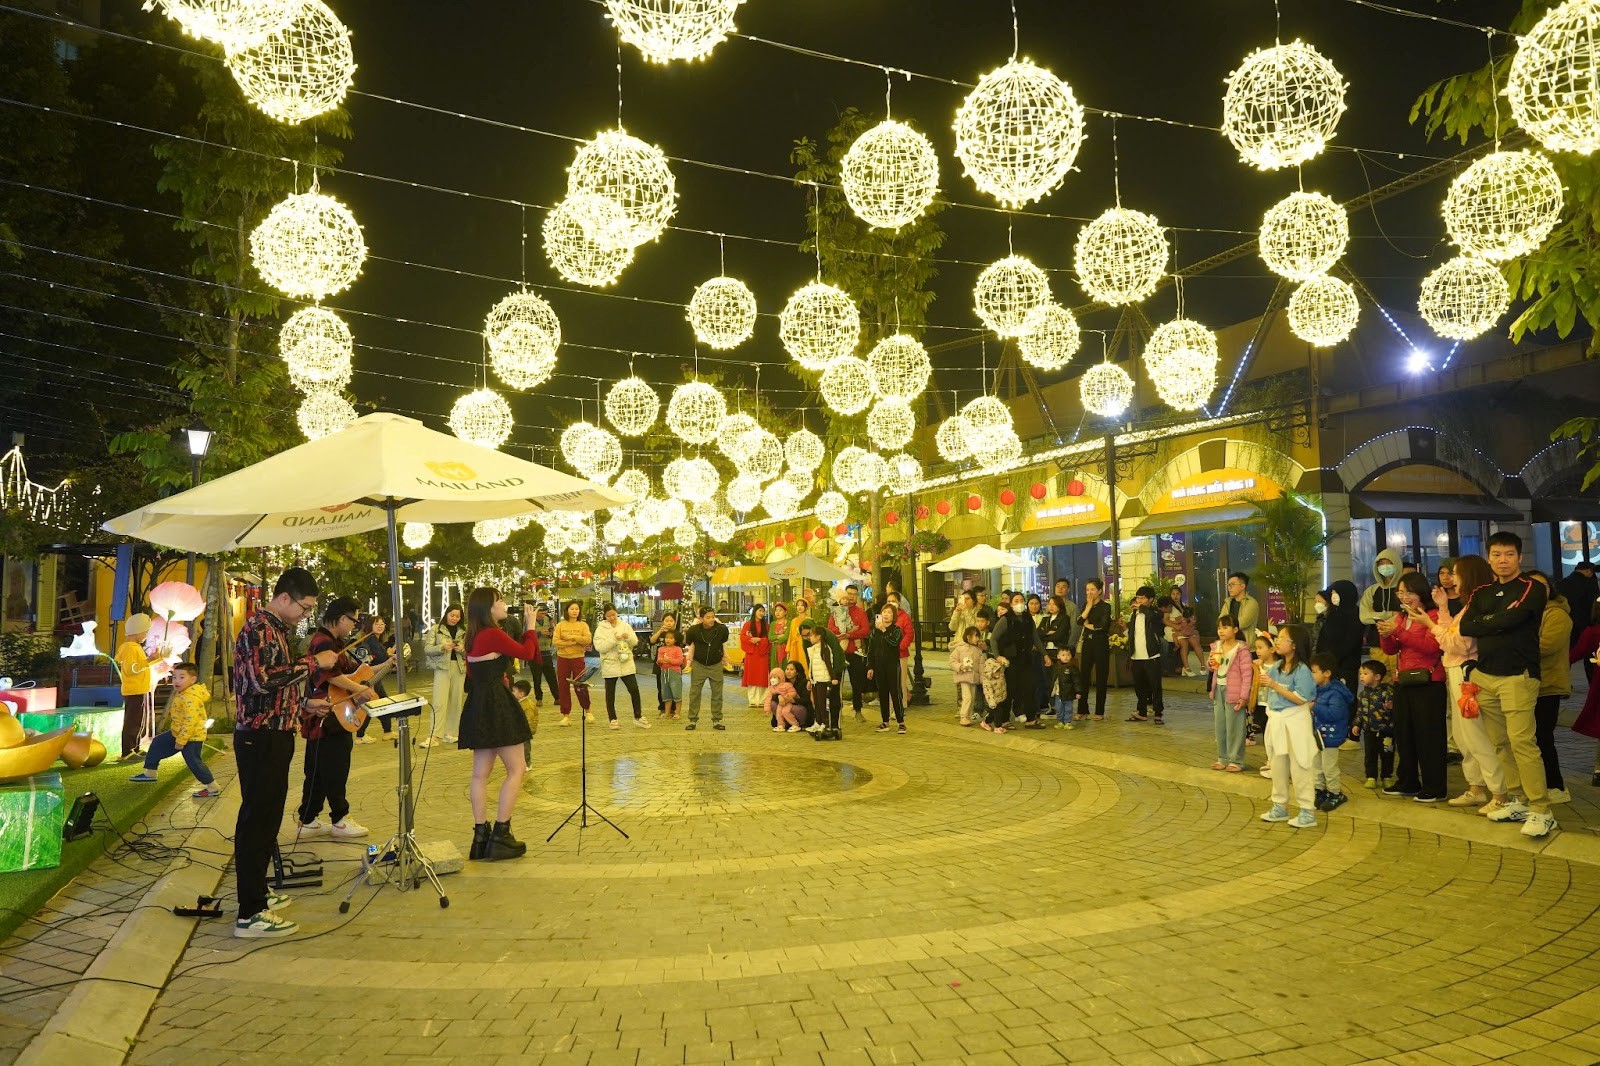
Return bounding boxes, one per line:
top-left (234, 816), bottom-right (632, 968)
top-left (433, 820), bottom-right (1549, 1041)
top-left (458, 660), bottom-right (532, 750)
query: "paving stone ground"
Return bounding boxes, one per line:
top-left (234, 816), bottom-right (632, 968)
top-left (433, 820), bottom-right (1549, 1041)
top-left (8, 661), bottom-right (1600, 1066)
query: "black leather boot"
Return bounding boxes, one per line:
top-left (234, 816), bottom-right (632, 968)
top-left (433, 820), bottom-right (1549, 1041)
top-left (469, 822), bottom-right (491, 860)
top-left (486, 820), bottom-right (527, 860)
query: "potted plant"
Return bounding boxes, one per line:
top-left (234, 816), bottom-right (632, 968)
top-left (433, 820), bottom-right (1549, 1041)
top-left (1237, 492), bottom-right (1344, 623)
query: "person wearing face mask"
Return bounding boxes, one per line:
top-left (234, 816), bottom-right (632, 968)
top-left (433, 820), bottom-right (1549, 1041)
top-left (1359, 548), bottom-right (1405, 658)
top-left (1315, 579), bottom-right (1364, 693)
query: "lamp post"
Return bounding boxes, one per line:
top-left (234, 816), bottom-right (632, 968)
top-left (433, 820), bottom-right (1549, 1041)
top-left (183, 418), bottom-right (213, 585)
top-left (906, 494), bottom-right (930, 706)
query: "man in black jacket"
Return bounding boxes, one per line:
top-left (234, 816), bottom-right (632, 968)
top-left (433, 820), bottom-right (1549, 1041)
top-left (1557, 560), bottom-right (1598, 647)
top-left (1459, 532), bottom-right (1555, 838)
top-left (1126, 586), bottom-right (1167, 724)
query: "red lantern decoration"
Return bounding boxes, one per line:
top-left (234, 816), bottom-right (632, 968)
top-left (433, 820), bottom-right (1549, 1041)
top-left (935, 500), bottom-right (951, 516)
top-left (671, 553), bottom-right (682, 562)
top-left (1030, 482), bottom-right (1047, 500)
top-left (787, 531), bottom-right (798, 544)
top-left (884, 510), bottom-right (900, 525)
top-left (815, 525), bottom-right (828, 539)
top-left (915, 504), bottom-right (930, 520)
top-left (966, 494), bottom-right (982, 511)
top-left (835, 523), bottom-right (848, 536)
top-left (1067, 479), bottom-right (1086, 496)
top-left (802, 530), bottom-right (814, 542)
top-left (755, 539), bottom-right (766, 550)
top-left (999, 488), bottom-right (1016, 507)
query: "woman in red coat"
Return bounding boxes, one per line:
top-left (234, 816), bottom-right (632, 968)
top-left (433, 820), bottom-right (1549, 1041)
top-left (1569, 601), bottom-right (1600, 785)
top-left (887, 590), bottom-right (915, 697)
top-left (740, 603), bottom-right (772, 707)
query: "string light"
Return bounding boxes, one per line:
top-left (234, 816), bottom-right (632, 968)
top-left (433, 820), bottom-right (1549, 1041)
top-left (143, 0), bottom-right (296, 52)
top-left (297, 389), bottom-right (355, 440)
top-left (225, 0), bottom-right (354, 125)
top-left (866, 397), bottom-right (916, 450)
top-left (604, 514), bottom-right (634, 544)
top-left (971, 424), bottom-right (1022, 471)
top-left (1145, 318), bottom-right (1219, 364)
top-left (815, 490), bottom-right (849, 527)
top-left (687, 275), bottom-right (757, 348)
top-left (887, 453), bottom-right (922, 495)
top-left (1442, 149), bottom-right (1565, 261)
top-left (1258, 191), bottom-right (1349, 281)
top-left (614, 468), bottom-right (651, 502)
top-left (604, 375), bottom-right (660, 436)
top-left (401, 521), bottom-right (434, 550)
top-left (1080, 361), bottom-right (1134, 418)
top-left (566, 425), bottom-right (623, 482)
top-left (635, 497), bottom-right (670, 537)
top-left (1506, 0), bottom-right (1600, 156)
top-left (483, 291), bottom-right (561, 386)
top-left (780, 466), bottom-right (813, 499)
top-left (783, 427), bottom-right (825, 473)
top-left (678, 456), bottom-right (722, 502)
top-left (973, 255), bottom-right (1052, 337)
top-left (853, 451), bottom-right (890, 492)
top-left (1287, 273), bottom-right (1360, 346)
top-left (566, 128), bottom-right (678, 248)
top-left (605, 0), bottom-right (744, 64)
top-left (1222, 40), bottom-right (1348, 170)
top-left (841, 119), bottom-right (940, 230)
top-left (250, 187), bottom-right (367, 300)
top-left (665, 379), bottom-right (726, 443)
top-left (959, 394), bottom-right (1014, 454)
top-left (779, 281), bottom-right (861, 370)
top-left (741, 428), bottom-right (784, 482)
top-left (280, 305), bottom-right (352, 392)
top-left (1018, 303), bottom-right (1081, 371)
top-left (820, 355), bottom-right (875, 415)
top-left (866, 334), bottom-right (932, 400)
top-left (1074, 207), bottom-right (1168, 305)
top-left (658, 497), bottom-right (688, 530)
top-left (936, 415), bottom-right (971, 462)
top-left (702, 514), bottom-right (736, 542)
top-left (673, 523), bottom-right (698, 548)
top-left (0, 445), bottom-right (71, 526)
top-left (832, 445), bottom-right (870, 494)
top-left (716, 412), bottom-right (760, 462)
top-left (953, 58), bottom-right (1086, 207)
top-left (1146, 346), bottom-right (1217, 411)
top-left (543, 194), bottom-right (635, 287)
top-left (449, 388), bottom-right (514, 449)
top-left (1419, 255), bottom-right (1510, 340)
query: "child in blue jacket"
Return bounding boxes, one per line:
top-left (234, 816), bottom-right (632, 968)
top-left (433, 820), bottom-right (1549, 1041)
top-left (1310, 653), bottom-right (1355, 811)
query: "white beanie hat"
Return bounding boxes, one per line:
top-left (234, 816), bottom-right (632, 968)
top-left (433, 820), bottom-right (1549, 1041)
top-left (125, 613), bottom-right (152, 636)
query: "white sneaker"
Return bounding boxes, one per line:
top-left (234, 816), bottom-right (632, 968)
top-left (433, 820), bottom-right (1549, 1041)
top-left (234, 909), bottom-right (298, 938)
top-left (772, 726), bottom-right (784, 732)
top-left (329, 818), bottom-right (369, 838)
top-left (1259, 767), bottom-right (1272, 779)
top-left (1486, 799), bottom-right (1530, 823)
top-left (297, 820), bottom-right (328, 836)
top-left (584, 713), bottom-right (594, 724)
top-left (266, 891), bottom-right (293, 910)
top-left (559, 716), bottom-right (571, 727)
top-left (1547, 788), bottom-right (1572, 804)
top-left (442, 734), bottom-right (458, 744)
top-left (417, 736), bottom-right (438, 748)
top-left (1521, 811), bottom-right (1558, 838)
top-left (787, 726), bottom-right (801, 733)
top-left (635, 718), bottom-right (651, 728)
top-left (1447, 790), bottom-right (1487, 807)
top-left (609, 720), bottom-right (620, 730)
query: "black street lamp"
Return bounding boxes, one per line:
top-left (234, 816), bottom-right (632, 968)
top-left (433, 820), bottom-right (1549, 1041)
top-left (183, 418), bottom-right (213, 585)
top-left (906, 494), bottom-right (931, 706)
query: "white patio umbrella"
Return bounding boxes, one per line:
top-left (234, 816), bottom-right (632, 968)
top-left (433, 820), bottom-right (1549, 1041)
top-left (927, 544), bottom-right (1037, 573)
top-left (765, 553), bottom-right (853, 584)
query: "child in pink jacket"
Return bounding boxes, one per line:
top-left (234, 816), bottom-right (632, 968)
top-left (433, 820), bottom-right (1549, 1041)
top-left (1209, 614), bottom-right (1254, 771)
top-left (767, 668), bottom-right (801, 732)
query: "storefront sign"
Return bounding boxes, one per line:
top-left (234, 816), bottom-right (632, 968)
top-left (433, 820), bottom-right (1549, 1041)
top-left (1034, 502), bottom-right (1096, 521)
top-left (1155, 467), bottom-right (1281, 513)
top-left (1171, 476), bottom-right (1255, 501)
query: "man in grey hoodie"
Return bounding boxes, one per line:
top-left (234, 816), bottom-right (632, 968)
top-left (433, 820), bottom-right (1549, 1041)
top-left (1359, 547), bottom-right (1405, 654)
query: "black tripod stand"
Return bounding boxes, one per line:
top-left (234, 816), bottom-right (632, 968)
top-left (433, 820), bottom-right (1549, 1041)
top-left (548, 672), bottom-right (627, 843)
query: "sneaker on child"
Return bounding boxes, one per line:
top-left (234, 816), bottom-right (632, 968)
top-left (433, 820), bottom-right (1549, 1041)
top-left (1485, 799), bottom-right (1530, 823)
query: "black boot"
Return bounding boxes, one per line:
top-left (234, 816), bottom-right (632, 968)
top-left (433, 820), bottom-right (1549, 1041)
top-left (486, 820), bottom-right (527, 861)
top-left (469, 822), bottom-right (490, 861)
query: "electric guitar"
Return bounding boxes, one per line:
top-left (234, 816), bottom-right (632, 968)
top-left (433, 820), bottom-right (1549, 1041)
top-left (331, 659), bottom-right (396, 733)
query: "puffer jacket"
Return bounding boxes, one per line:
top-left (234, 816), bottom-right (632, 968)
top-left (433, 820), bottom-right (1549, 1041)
top-left (592, 620), bottom-right (639, 679)
top-left (1540, 595), bottom-right (1573, 697)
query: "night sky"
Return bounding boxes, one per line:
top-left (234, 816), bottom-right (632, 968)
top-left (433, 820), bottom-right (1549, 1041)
top-left (233, 0), bottom-right (1514, 450)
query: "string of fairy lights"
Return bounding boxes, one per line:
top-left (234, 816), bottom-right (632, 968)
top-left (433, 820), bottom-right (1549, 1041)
top-left (9, 0), bottom-right (1596, 556)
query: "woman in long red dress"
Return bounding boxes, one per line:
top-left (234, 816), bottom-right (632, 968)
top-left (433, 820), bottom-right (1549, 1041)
top-left (740, 603), bottom-right (772, 707)
top-left (460, 587), bottom-right (540, 862)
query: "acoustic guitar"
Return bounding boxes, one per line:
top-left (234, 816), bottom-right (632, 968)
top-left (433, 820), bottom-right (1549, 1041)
top-left (331, 659), bottom-right (396, 733)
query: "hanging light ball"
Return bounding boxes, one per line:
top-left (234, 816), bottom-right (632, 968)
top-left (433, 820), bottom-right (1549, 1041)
top-left (567, 521), bottom-right (597, 554)
top-left (672, 523), bottom-right (699, 549)
top-left (1074, 207), bottom-right (1169, 306)
top-left (971, 425), bottom-right (1022, 471)
top-left (1442, 149), bottom-right (1565, 261)
top-left (1146, 347), bottom-right (1218, 412)
top-left (887, 453), bottom-right (922, 495)
top-left (613, 468), bottom-right (651, 503)
top-left (401, 521), bottom-right (434, 550)
top-left (1080, 362), bottom-right (1135, 419)
top-left (636, 498), bottom-right (670, 537)
top-left (935, 416), bottom-right (971, 463)
top-left (566, 128), bottom-right (677, 248)
top-left (866, 398), bottom-right (916, 451)
top-left (559, 422), bottom-right (598, 462)
top-left (691, 495), bottom-right (723, 523)
top-left (761, 479), bottom-right (802, 520)
top-left (725, 473), bottom-right (763, 513)
top-left (1287, 274), bottom-right (1360, 347)
top-left (678, 457), bottom-right (721, 503)
top-left (148, 0), bottom-right (296, 51)
top-left (1146, 318), bottom-right (1219, 364)
top-left (781, 466), bottom-right (813, 499)
top-left (1419, 255), bottom-right (1511, 341)
top-left (658, 497), bottom-right (688, 530)
top-left (568, 426), bottom-right (623, 482)
top-left (449, 388), bottom-right (514, 449)
top-left (953, 58), bottom-right (1086, 208)
top-left (473, 518), bottom-right (512, 547)
top-left (1258, 191), bottom-right (1349, 281)
top-left (603, 514), bottom-right (634, 545)
top-left (665, 380), bottom-right (726, 444)
top-left (783, 427), bottom-right (825, 473)
top-left (483, 290), bottom-right (560, 390)
top-left (779, 282), bottom-right (861, 370)
top-left (1222, 40), bottom-right (1349, 170)
top-left (543, 524), bottom-right (571, 556)
top-left (973, 255), bottom-right (1053, 338)
top-left (250, 189), bottom-right (366, 300)
top-left (820, 356), bottom-right (876, 415)
top-left (604, 376), bottom-right (659, 436)
top-left (841, 119), bottom-right (941, 230)
top-left (741, 429), bottom-right (784, 482)
top-left (702, 514), bottom-right (736, 542)
top-left (297, 390), bottom-right (354, 440)
top-left (280, 306), bottom-right (352, 392)
top-left (710, 413), bottom-right (756, 463)
top-left (543, 194), bottom-right (636, 287)
top-left (1018, 303), bottom-right (1081, 372)
top-left (1506, 0), bottom-right (1600, 156)
top-left (853, 451), bottom-right (890, 492)
top-left (815, 490), bottom-right (849, 527)
top-left (959, 395), bottom-right (1013, 454)
top-left (226, 0), bottom-right (354, 126)
top-left (605, 0), bottom-right (743, 64)
top-left (866, 334), bottom-right (932, 400)
top-left (687, 275), bottom-right (757, 349)
top-left (832, 445), bottom-right (871, 494)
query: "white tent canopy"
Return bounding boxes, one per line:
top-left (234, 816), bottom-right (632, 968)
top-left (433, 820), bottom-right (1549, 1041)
top-left (765, 553), bottom-right (853, 584)
top-left (927, 544), bottom-right (1037, 573)
top-left (103, 413), bottom-right (630, 554)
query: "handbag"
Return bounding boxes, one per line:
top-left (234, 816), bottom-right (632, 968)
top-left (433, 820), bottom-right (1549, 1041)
top-left (1396, 668), bottom-right (1432, 686)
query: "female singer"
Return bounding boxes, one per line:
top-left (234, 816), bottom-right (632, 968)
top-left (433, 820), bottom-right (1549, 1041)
top-left (460, 588), bottom-right (540, 862)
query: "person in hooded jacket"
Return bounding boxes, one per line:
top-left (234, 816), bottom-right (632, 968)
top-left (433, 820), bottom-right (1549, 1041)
top-left (1315, 579), bottom-right (1365, 693)
top-left (1359, 548), bottom-right (1405, 657)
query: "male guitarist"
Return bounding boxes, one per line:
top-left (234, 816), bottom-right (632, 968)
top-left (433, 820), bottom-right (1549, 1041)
top-left (297, 597), bottom-right (379, 839)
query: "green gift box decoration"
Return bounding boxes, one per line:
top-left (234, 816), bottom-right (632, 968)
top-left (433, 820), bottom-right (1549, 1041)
top-left (0, 772), bottom-right (65, 873)
top-left (20, 707), bottom-right (124, 751)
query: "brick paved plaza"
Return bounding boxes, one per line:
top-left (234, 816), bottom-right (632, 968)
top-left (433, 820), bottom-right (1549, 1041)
top-left (8, 670), bottom-right (1600, 1066)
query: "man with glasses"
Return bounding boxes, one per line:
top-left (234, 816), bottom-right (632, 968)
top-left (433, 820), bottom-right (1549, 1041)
top-left (232, 568), bottom-right (339, 938)
top-left (296, 597), bottom-right (377, 841)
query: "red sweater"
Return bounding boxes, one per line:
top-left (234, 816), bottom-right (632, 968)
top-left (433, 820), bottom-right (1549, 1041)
top-left (1379, 612), bottom-right (1444, 681)
top-left (470, 626), bottom-right (541, 662)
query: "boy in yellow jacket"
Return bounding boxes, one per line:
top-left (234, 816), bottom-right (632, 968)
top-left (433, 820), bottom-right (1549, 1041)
top-left (115, 613), bottom-right (168, 762)
top-left (130, 662), bottom-right (219, 798)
